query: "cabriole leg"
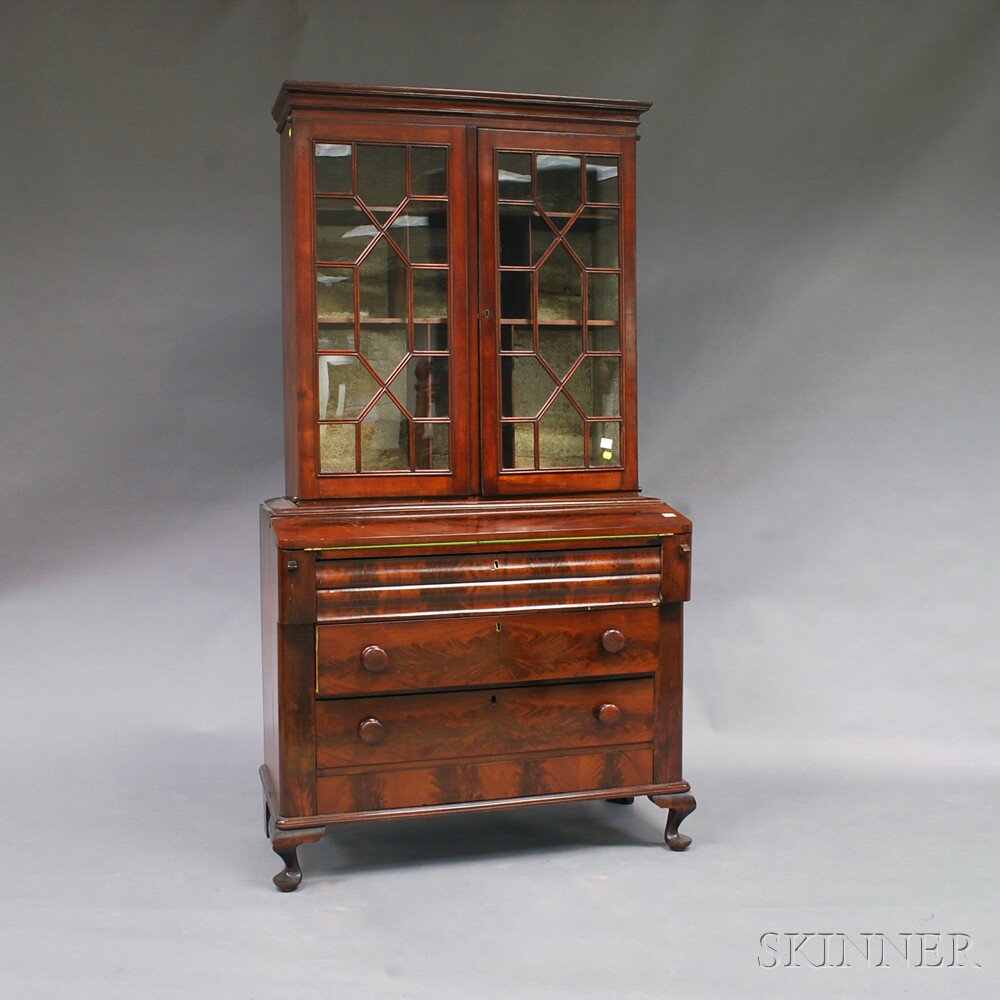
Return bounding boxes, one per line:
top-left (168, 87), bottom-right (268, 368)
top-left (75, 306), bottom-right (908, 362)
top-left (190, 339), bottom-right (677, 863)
top-left (649, 792), bottom-right (697, 851)
top-left (269, 825), bottom-right (326, 892)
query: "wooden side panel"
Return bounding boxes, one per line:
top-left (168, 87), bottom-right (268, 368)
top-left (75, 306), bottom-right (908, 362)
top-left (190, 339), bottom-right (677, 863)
top-left (315, 678), bottom-right (653, 769)
top-left (660, 533), bottom-right (692, 603)
top-left (260, 508), bottom-right (280, 787)
top-left (277, 623), bottom-right (318, 816)
top-left (653, 603), bottom-right (683, 783)
top-left (316, 748), bottom-right (653, 813)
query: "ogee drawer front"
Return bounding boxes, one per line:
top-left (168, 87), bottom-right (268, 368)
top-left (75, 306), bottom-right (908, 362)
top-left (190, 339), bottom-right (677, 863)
top-left (316, 607), bottom-right (659, 696)
top-left (315, 678), bottom-right (654, 769)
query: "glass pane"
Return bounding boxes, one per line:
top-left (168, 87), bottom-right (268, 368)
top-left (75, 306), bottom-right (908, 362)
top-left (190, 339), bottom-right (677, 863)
top-left (361, 397), bottom-right (409, 470)
top-left (536, 154), bottom-right (581, 215)
top-left (414, 422), bottom-right (450, 470)
top-left (586, 156), bottom-right (619, 203)
top-left (318, 356), bottom-right (379, 419)
top-left (390, 200), bottom-right (447, 263)
top-left (413, 268), bottom-right (447, 319)
top-left (588, 324), bottom-right (620, 352)
top-left (500, 271), bottom-right (532, 322)
top-left (415, 323), bottom-right (447, 351)
top-left (531, 210), bottom-right (558, 262)
top-left (316, 267), bottom-right (354, 321)
top-left (590, 422), bottom-right (621, 465)
top-left (318, 323), bottom-right (355, 352)
top-left (538, 324), bottom-right (583, 380)
top-left (566, 356), bottom-right (621, 416)
top-left (356, 144), bottom-right (406, 212)
top-left (358, 239), bottom-right (408, 320)
top-left (502, 423), bottom-right (535, 469)
top-left (319, 423), bottom-right (355, 473)
top-left (538, 392), bottom-right (585, 468)
top-left (499, 204), bottom-right (530, 266)
top-left (359, 323), bottom-right (407, 380)
top-left (537, 244), bottom-right (582, 321)
top-left (498, 152), bottom-right (532, 200)
top-left (411, 146), bottom-right (447, 196)
top-left (315, 143), bottom-right (352, 193)
top-left (390, 356), bottom-right (449, 418)
top-left (566, 209), bottom-right (619, 268)
top-left (501, 356), bottom-right (556, 417)
top-left (587, 272), bottom-right (619, 321)
top-left (316, 199), bottom-right (377, 262)
top-left (500, 324), bottom-right (533, 352)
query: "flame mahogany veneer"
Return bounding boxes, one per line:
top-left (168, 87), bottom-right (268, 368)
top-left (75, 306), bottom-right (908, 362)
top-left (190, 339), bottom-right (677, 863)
top-left (260, 83), bottom-right (695, 891)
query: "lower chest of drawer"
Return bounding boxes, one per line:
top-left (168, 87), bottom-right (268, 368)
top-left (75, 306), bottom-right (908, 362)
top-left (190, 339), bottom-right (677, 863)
top-left (315, 677), bottom-right (654, 770)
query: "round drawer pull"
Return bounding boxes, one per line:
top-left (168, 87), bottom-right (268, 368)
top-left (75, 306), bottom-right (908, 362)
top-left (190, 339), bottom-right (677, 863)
top-left (595, 703), bottom-right (622, 726)
top-left (361, 645), bottom-right (388, 673)
top-left (601, 628), bottom-right (626, 653)
top-left (358, 717), bottom-right (386, 744)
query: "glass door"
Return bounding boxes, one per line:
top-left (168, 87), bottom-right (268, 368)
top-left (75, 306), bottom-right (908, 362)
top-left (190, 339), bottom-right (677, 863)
top-left (477, 129), bottom-right (638, 495)
top-left (292, 120), bottom-right (471, 498)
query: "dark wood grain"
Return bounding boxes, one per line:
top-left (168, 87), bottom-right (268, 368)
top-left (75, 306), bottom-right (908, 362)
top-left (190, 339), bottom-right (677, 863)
top-left (650, 791), bottom-right (696, 851)
top-left (316, 747), bottom-right (652, 813)
top-left (315, 678), bottom-right (653, 769)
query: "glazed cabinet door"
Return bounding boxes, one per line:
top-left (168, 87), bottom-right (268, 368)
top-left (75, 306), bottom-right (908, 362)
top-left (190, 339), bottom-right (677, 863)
top-left (283, 120), bottom-right (473, 497)
top-left (477, 129), bottom-right (638, 495)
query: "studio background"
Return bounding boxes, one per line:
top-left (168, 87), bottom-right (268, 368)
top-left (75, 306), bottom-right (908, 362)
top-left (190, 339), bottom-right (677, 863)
top-left (2, 2), bottom-right (998, 997)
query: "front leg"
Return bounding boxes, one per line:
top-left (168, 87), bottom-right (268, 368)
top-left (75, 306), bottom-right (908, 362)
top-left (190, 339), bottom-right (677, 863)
top-left (269, 824), bottom-right (326, 892)
top-left (649, 792), bottom-right (697, 851)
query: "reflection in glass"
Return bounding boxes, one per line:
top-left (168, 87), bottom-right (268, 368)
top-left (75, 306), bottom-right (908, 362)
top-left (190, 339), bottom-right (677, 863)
top-left (588, 324), bottom-right (620, 352)
top-left (361, 396), bottom-right (408, 470)
top-left (390, 356), bottom-right (449, 418)
top-left (319, 422), bottom-right (356, 473)
top-left (316, 200), bottom-right (377, 262)
top-left (538, 325), bottom-right (583, 380)
top-left (501, 356), bottom-right (555, 417)
top-left (587, 272), bottom-right (619, 321)
top-left (499, 204), bottom-right (530, 266)
top-left (566, 356), bottom-right (621, 416)
top-left (414, 422), bottom-right (449, 470)
top-left (316, 267), bottom-right (354, 320)
top-left (413, 268), bottom-right (448, 319)
top-left (360, 324), bottom-right (407, 380)
top-left (500, 271), bottom-right (532, 321)
top-left (411, 146), bottom-right (447, 196)
top-left (390, 200), bottom-right (447, 263)
top-left (566, 209), bottom-right (619, 268)
top-left (586, 156), bottom-right (619, 203)
top-left (315, 143), bottom-right (352, 193)
top-left (356, 144), bottom-right (406, 212)
top-left (590, 421), bottom-right (621, 465)
top-left (537, 244), bottom-right (582, 321)
top-left (500, 324), bottom-right (533, 352)
top-left (498, 152), bottom-right (532, 199)
top-left (318, 357), bottom-right (379, 419)
top-left (502, 422), bottom-right (535, 469)
top-left (318, 323), bottom-right (355, 352)
top-left (358, 239), bottom-right (408, 319)
top-left (536, 154), bottom-right (581, 214)
top-left (538, 392), bottom-right (585, 468)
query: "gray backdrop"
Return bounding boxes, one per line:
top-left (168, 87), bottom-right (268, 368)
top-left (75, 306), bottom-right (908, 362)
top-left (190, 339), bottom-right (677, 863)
top-left (2, 2), bottom-right (998, 997)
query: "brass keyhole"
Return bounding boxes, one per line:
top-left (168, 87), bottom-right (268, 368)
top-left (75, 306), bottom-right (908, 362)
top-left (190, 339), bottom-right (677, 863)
top-left (493, 559), bottom-right (500, 570)
top-left (495, 622), bottom-right (502, 632)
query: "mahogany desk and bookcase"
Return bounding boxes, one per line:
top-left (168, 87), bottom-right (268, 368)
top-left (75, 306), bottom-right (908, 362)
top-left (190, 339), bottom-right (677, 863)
top-left (260, 82), bottom-right (696, 891)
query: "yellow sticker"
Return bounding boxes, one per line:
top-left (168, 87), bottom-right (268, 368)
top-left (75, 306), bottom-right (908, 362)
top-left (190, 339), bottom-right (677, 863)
top-left (602, 449), bottom-right (613, 461)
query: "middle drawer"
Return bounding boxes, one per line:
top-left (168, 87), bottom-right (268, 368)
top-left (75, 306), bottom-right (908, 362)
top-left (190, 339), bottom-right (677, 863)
top-left (315, 677), bottom-right (654, 769)
top-left (316, 606), bottom-right (660, 696)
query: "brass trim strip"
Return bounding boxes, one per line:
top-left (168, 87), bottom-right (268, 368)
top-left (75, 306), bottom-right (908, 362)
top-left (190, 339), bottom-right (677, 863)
top-left (304, 532), bottom-right (671, 552)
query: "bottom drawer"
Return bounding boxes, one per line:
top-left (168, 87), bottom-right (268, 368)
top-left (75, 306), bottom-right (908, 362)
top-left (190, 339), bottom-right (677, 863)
top-left (316, 747), bottom-right (653, 813)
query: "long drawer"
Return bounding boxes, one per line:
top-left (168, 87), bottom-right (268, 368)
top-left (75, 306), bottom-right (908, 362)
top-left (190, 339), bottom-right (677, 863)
top-left (316, 747), bottom-right (653, 813)
top-left (315, 677), bottom-right (654, 770)
top-left (315, 546), bottom-right (661, 622)
top-left (316, 606), bottom-right (660, 696)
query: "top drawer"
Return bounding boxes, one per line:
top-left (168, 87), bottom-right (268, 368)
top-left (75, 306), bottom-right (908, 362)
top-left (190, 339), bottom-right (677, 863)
top-left (315, 546), bottom-right (662, 622)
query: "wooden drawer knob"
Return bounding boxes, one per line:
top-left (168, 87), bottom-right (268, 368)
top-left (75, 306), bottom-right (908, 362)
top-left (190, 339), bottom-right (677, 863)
top-left (361, 645), bottom-right (388, 673)
top-left (358, 717), bottom-right (386, 744)
top-left (595, 703), bottom-right (621, 726)
top-left (601, 628), bottom-right (626, 653)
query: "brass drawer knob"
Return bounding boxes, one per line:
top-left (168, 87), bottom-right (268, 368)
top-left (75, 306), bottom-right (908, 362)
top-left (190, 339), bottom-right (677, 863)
top-left (361, 644), bottom-right (388, 673)
top-left (601, 628), bottom-right (626, 653)
top-left (358, 717), bottom-right (386, 744)
top-left (595, 703), bottom-right (621, 726)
